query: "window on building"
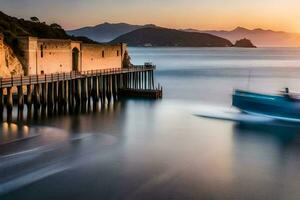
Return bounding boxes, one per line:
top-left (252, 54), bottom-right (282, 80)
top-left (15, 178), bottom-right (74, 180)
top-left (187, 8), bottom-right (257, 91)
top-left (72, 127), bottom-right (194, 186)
top-left (102, 50), bottom-right (105, 58)
top-left (41, 70), bottom-right (44, 75)
top-left (40, 45), bottom-right (43, 58)
top-left (117, 50), bottom-right (119, 56)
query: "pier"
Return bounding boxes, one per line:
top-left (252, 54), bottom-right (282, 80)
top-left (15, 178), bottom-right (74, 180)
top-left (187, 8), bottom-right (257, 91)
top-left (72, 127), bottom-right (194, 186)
top-left (0, 65), bottom-right (160, 121)
top-left (119, 88), bottom-right (162, 99)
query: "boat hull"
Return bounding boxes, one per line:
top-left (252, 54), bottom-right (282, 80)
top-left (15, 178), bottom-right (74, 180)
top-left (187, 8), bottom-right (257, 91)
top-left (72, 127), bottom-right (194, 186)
top-left (232, 90), bottom-right (300, 120)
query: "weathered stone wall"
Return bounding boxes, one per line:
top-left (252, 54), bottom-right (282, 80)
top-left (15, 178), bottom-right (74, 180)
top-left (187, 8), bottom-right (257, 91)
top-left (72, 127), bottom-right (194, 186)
top-left (17, 36), bottom-right (127, 75)
top-left (0, 33), bottom-right (24, 77)
top-left (37, 39), bottom-right (73, 74)
top-left (81, 44), bottom-right (124, 71)
top-left (18, 36), bottom-right (38, 75)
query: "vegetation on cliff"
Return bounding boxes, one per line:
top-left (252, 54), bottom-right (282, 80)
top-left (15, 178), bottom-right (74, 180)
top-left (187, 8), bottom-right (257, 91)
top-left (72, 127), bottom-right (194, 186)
top-left (0, 11), bottom-right (97, 58)
top-left (111, 27), bottom-right (233, 47)
top-left (234, 38), bottom-right (256, 48)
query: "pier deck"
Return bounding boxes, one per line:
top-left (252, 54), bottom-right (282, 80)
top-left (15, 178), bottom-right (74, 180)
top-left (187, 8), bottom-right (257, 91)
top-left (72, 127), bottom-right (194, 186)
top-left (0, 66), bottom-right (154, 88)
top-left (119, 88), bottom-right (162, 99)
top-left (0, 65), bottom-right (160, 121)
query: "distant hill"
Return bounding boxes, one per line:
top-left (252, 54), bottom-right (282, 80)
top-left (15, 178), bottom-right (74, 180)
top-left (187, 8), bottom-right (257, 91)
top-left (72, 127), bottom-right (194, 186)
top-left (184, 27), bottom-right (300, 47)
top-left (110, 27), bottom-right (233, 47)
top-left (0, 11), bottom-right (97, 58)
top-left (67, 23), bottom-right (157, 42)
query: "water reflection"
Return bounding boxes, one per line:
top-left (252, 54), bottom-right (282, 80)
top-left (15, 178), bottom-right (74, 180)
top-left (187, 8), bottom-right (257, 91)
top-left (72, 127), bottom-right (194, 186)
top-left (233, 121), bottom-right (300, 150)
top-left (231, 120), bottom-right (300, 200)
top-left (3, 48), bottom-right (300, 199)
top-left (0, 123), bottom-right (30, 145)
top-left (0, 98), bottom-right (125, 124)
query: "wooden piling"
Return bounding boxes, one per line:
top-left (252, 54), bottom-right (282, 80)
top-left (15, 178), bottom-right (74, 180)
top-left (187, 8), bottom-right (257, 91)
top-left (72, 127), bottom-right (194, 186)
top-left (112, 75), bottom-right (117, 101)
top-left (26, 85), bottom-right (32, 120)
top-left (47, 82), bottom-right (54, 116)
top-left (87, 77), bottom-right (92, 112)
top-left (92, 76), bottom-right (99, 111)
top-left (17, 86), bottom-right (24, 120)
top-left (33, 84), bottom-right (41, 119)
top-left (6, 87), bottom-right (13, 122)
top-left (81, 77), bottom-right (88, 112)
top-left (75, 79), bottom-right (81, 109)
top-left (107, 75), bottom-right (112, 105)
top-left (53, 81), bottom-right (59, 114)
top-left (64, 80), bottom-right (69, 114)
top-left (41, 83), bottom-right (47, 118)
top-left (98, 76), bottom-right (103, 107)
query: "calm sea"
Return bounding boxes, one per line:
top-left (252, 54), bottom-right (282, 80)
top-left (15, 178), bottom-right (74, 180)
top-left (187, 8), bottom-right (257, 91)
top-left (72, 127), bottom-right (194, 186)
top-left (2, 47), bottom-right (300, 200)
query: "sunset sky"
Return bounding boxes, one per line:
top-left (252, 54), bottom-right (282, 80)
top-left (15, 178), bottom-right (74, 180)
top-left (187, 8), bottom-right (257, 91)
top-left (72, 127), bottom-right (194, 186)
top-left (2, 0), bottom-right (300, 32)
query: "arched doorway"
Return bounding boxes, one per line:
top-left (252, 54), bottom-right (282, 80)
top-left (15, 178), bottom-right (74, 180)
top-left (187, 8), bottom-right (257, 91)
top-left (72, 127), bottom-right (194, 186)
top-left (72, 48), bottom-right (79, 72)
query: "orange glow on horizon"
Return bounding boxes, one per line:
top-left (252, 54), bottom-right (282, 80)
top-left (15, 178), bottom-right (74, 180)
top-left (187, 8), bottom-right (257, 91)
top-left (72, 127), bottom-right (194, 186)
top-left (3, 0), bottom-right (300, 33)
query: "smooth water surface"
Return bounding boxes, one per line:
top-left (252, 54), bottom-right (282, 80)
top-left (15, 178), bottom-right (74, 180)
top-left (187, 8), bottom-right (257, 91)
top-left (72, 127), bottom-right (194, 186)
top-left (2, 47), bottom-right (300, 200)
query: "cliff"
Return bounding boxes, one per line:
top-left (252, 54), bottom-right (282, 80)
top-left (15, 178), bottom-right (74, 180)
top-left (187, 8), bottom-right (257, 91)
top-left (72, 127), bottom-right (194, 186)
top-left (0, 42), bottom-right (23, 77)
top-left (0, 11), bottom-right (97, 59)
top-left (111, 27), bottom-right (233, 47)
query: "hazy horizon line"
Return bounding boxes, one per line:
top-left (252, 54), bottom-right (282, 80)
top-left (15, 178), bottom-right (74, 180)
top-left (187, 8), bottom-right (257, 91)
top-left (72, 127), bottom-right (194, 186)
top-left (66, 21), bottom-right (298, 34)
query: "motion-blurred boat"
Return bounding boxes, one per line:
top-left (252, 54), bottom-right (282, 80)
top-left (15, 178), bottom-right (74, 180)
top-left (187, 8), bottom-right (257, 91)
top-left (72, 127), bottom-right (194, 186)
top-left (232, 88), bottom-right (300, 121)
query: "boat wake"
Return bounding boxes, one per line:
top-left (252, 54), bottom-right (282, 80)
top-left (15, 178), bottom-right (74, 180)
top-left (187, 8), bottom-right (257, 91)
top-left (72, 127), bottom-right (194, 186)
top-left (0, 126), bottom-right (119, 196)
top-left (0, 162), bottom-right (70, 195)
top-left (194, 105), bottom-right (300, 124)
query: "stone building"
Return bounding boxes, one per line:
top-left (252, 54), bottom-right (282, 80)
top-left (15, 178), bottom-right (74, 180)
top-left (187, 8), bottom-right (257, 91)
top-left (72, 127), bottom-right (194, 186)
top-left (0, 34), bottom-right (128, 77)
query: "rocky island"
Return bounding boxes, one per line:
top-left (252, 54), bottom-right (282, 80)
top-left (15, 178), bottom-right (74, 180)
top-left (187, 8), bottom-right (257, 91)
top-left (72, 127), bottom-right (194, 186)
top-left (234, 38), bottom-right (256, 48)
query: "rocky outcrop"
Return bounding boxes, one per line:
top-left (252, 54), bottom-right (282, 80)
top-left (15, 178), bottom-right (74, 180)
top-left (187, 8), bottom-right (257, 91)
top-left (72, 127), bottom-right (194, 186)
top-left (234, 38), bottom-right (256, 48)
top-left (122, 50), bottom-right (133, 68)
top-left (0, 43), bottom-right (23, 77)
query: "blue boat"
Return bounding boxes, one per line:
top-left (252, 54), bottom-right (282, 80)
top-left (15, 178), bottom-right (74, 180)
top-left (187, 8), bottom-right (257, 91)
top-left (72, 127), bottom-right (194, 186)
top-left (232, 88), bottom-right (300, 122)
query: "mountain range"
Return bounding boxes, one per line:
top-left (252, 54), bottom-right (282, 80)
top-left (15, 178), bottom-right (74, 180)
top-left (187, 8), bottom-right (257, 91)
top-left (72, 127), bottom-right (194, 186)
top-left (67, 23), bottom-right (157, 42)
top-left (197, 27), bottom-right (300, 47)
top-left (68, 23), bottom-right (300, 47)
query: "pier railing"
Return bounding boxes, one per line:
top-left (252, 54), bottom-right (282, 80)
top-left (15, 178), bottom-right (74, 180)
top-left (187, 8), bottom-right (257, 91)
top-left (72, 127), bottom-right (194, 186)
top-left (0, 65), bottom-right (155, 88)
